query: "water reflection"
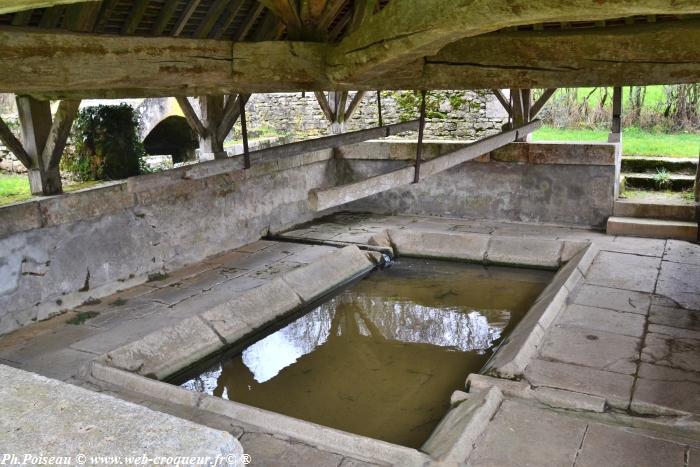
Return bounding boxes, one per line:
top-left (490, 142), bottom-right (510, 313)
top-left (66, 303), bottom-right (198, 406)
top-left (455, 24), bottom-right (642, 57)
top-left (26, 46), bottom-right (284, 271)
top-left (182, 259), bottom-right (552, 448)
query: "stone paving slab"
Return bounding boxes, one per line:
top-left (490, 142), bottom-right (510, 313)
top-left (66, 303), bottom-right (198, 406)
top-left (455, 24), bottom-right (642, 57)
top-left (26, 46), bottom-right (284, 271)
top-left (575, 423), bottom-right (686, 467)
top-left (540, 326), bottom-right (640, 375)
top-left (468, 400), bottom-right (587, 467)
top-left (585, 251), bottom-right (661, 293)
top-left (572, 284), bottom-right (652, 314)
top-left (656, 260), bottom-right (700, 310)
top-left (524, 359), bottom-right (634, 409)
top-left (557, 304), bottom-right (646, 338)
top-left (1, 364), bottom-right (244, 465)
top-left (649, 304), bottom-right (700, 332)
top-left (664, 240), bottom-right (700, 266)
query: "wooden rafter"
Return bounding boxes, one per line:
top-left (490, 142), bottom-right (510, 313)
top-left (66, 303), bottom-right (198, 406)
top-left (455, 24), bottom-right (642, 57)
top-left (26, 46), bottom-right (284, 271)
top-left (218, 93), bottom-right (250, 141)
top-left (152, 0), bottom-right (179, 35)
top-left (171, 0), bottom-right (201, 36)
top-left (122, 0), bottom-right (150, 35)
top-left (94, 0), bottom-right (119, 32)
top-left (194, 0), bottom-right (230, 38)
top-left (210, 0), bottom-right (247, 39)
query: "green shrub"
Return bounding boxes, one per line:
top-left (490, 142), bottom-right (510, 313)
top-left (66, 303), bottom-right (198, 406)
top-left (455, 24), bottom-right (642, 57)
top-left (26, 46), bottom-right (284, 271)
top-left (62, 104), bottom-right (146, 181)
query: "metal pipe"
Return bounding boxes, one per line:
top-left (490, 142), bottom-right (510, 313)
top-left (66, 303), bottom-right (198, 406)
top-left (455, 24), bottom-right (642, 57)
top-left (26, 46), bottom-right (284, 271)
top-left (414, 90), bottom-right (427, 184)
top-left (239, 95), bottom-right (250, 169)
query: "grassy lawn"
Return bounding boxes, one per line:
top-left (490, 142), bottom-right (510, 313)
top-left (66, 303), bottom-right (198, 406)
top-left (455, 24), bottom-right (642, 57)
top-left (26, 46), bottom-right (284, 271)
top-left (531, 126), bottom-right (700, 158)
top-left (0, 174), bottom-right (101, 206)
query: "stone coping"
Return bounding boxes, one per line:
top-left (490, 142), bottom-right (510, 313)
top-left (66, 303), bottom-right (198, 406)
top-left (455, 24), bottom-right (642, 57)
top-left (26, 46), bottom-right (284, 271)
top-left (1, 364), bottom-right (244, 466)
top-left (97, 245), bottom-right (375, 381)
top-left (370, 228), bottom-right (594, 378)
top-left (0, 148), bottom-right (334, 239)
top-left (338, 141), bottom-right (616, 166)
top-left (81, 232), bottom-right (594, 464)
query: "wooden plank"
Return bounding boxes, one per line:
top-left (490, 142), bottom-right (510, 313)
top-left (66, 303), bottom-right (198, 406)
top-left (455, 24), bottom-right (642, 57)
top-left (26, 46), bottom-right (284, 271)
top-left (530, 88), bottom-right (557, 119)
top-left (94, 0), bottom-right (119, 32)
top-left (259, 0), bottom-right (302, 37)
top-left (63, 3), bottom-right (101, 31)
top-left (175, 97), bottom-right (207, 137)
top-left (194, 0), bottom-right (231, 38)
top-left (187, 120), bottom-right (421, 179)
top-left (171, 0), bottom-right (201, 36)
top-left (43, 99), bottom-right (81, 169)
top-left (152, 0), bottom-right (179, 35)
top-left (39, 6), bottom-right (65, 28)
top-left (309, 121), bottom-right (541, 211)
top-left (0, 0), bottom-right (98, 15)
top-left (11, 10), bottom-right (34, 26)
top-left (210, 0), bottom-right (247, 39)
top-left (0, 115), bottom-right (31, 168)
top-left (122, 0), bottom-right (150, 35)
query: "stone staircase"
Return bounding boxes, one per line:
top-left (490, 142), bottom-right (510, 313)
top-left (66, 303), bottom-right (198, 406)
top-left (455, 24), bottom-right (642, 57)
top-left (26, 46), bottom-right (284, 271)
top-left (608, 199), bottom-right (698, 241)
top-left (608, 156), bottom-right (698, 242)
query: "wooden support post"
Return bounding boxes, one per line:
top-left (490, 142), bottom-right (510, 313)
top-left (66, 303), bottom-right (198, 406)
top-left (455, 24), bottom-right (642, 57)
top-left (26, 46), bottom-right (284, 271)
top-left (609, 86), bottom-right (623, 198)
top-left (414, 90), bottom-right (427, 183)
top-left (199, 95), bottom-right (226, 159)
top-left (515, 89), bottom-right (531, 142)
top-left (609, 86), bottom-right (623, 142)
top-left (694, 150), bottom-right (699, 202)
top-left (17, 96), bottom-right (56, 195)
top-left (239, 95), bottom-right (250, 169)
top-left (376, 91), bottom-right (383, 127)
top-left (14, 96), bottom-right (80, 195)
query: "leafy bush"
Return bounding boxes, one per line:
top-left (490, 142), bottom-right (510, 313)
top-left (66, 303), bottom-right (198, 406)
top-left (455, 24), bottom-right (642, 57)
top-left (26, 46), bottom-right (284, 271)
top-left (62, 104), bottom-right (146, 181)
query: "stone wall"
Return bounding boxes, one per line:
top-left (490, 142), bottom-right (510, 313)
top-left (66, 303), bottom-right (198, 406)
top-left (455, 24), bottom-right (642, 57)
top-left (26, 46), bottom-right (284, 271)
top-left (0, 150), bottom-right (338, 336)
top-left (0, 140), bottom-right (615, 336)
top-left (336, 141), bottom-right (617, 229)
top-left (239, 91), bottom-right (508, 141)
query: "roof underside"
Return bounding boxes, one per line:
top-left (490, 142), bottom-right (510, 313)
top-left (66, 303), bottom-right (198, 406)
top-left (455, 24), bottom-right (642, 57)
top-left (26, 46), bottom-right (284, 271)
top-left (0, 1), bottom-right (698, 98)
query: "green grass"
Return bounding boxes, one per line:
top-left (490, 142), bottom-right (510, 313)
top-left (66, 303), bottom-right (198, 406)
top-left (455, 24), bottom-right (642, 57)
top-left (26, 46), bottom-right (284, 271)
top-left (0, 174), bottom-right (102, 206)
top-left (531, 126), bottom-right (700, 158)
top-left (546, 86), bottom-right (668, 109)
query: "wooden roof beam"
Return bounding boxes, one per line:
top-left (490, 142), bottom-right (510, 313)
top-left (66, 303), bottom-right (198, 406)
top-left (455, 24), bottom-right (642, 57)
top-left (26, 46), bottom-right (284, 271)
top-left (0, 0), bottom-right (98, 15)
top-left (1, 19), bottom-right (699, 98)
top-left (326, 0), bottom-right (700, 83)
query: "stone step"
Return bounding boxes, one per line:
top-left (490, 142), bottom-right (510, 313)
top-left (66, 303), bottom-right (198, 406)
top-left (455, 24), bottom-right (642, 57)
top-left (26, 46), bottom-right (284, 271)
top-left (614, 199), bottom-right (696, 222)
top-left (607, 216), bottom-right (698, 241)
top-left (622, 172), bottom-right (695, 191)
top-left (621, 156), bottom-right (697, 175)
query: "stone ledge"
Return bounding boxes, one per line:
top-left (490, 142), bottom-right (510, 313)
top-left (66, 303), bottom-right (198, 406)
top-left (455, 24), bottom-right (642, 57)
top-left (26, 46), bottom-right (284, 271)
top-left (86, 363), bottom-right (430, 466)
top-left (481, 245), bottom-right (591, 379)
top-left (2, 364), bottom-right (243, 466)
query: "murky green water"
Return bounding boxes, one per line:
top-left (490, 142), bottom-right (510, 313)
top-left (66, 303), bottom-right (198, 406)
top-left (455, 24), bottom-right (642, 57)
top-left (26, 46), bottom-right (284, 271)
top-left (182, 259), bottom-right (552, 449)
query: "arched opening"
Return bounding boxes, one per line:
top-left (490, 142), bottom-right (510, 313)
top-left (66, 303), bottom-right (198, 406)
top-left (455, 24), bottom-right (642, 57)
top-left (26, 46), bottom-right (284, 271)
top-left (142, 116), bottom-right (198, 163)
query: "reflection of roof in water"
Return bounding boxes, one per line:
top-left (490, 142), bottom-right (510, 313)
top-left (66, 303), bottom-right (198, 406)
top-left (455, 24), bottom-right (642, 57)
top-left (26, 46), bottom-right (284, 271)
top-left (240, 294), bottom-right (509, 383)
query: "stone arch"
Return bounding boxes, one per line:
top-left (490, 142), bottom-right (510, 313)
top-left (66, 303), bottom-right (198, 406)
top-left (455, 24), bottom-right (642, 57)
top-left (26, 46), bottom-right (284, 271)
top-left (142, 115), bottom-right (198, 163)
top-left (137, 98), bottom-right (198, 163)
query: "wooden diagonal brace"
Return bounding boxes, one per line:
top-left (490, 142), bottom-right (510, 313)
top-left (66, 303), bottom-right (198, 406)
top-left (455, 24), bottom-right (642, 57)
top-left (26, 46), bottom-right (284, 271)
top-left (43, 99), bottom-right (81, 169)
top-left (175, 96), bottom-right (207, 137)
top-left (0, 114), bottom-right (31, 168)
